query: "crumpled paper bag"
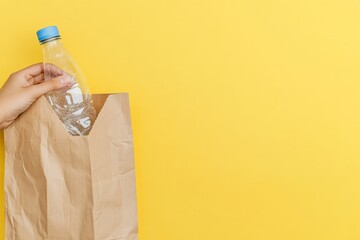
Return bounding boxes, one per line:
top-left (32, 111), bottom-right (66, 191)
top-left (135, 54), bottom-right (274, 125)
top-left (4, 93), bottom-right (138, 240)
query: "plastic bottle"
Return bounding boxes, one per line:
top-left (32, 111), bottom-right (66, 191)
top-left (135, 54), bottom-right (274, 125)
top-left (36, 26), bottom-right (96, 136)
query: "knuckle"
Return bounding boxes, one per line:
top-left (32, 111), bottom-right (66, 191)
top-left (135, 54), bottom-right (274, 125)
top-left (8, 72), bottom-right (15, 79)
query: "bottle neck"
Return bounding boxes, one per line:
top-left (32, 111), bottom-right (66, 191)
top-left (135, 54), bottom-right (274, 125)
top-left (41, 38), bottom-right (65, 56)
top-left (40, 36), bottom-right (61, 45)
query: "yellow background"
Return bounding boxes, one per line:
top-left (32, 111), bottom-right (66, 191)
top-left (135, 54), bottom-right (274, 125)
top-left (1, 0), bottom-right (360, 239)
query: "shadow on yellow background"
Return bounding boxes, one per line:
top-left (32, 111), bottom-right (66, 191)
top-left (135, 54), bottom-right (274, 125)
top-left (1, 0), bottom-right (360, 239)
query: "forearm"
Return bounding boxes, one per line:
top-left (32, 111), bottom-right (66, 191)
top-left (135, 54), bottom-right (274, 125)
top-left (0, 116), bottom-right (5, 130)
top-left (0, 100), bottom-right (9, 129)
top-left (0, 102), bottom-right (6, 129)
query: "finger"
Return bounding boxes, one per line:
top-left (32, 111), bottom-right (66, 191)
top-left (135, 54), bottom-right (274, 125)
top-left (18, 63), bottom-right (64, 80)
top-left (43, 63), bottom-right (66, 77)
top-left (25, 73), bottom-right (44, 86)
top-left (33, 73), bottom-right (45, 84)
top-left (18, 63), bottom-right (44, 77)
top-left (28, 76), bottom-right (72, 99)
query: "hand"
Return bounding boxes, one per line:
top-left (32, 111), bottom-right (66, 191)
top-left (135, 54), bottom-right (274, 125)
top-left (0, 63), bottom-right (72, 129)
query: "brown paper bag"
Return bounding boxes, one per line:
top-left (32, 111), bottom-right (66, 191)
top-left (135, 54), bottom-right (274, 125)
top-left (4, 93), bottom-right (138, 240)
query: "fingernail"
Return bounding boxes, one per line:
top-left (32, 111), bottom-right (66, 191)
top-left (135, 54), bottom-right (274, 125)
top-left (60, 77), bottom-right (70, 85)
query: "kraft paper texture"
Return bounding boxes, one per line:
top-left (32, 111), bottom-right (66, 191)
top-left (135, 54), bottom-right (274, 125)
top-left (4, 93), bottom-right (138, 240)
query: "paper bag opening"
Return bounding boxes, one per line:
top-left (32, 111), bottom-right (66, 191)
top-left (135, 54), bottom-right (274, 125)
top-left (45, 94), bottom-right (110, 137)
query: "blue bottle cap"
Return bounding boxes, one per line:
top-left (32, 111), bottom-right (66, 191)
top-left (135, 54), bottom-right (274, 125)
top-left (36, 26), bottom-right (60, 42)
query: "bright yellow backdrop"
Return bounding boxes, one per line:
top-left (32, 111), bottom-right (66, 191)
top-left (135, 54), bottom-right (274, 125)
top-left (1, 0), bottom-right (360, 239)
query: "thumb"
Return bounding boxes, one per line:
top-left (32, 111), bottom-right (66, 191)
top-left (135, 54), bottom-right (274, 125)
top-left (29, 76), bottom-right (72, 99)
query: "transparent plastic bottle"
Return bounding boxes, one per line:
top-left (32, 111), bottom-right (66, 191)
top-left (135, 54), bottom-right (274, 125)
top-left (36, 26), bottom-right (96, 136)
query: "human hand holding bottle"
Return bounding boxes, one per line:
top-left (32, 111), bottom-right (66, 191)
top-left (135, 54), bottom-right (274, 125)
top-left (0, 63), bottom-right (72, 129)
